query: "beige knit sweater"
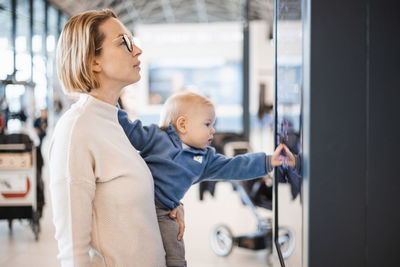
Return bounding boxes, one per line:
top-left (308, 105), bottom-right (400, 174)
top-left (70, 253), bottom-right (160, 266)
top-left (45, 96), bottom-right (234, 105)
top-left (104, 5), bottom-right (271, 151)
top-left (49, 94), bottom-right (165, 267)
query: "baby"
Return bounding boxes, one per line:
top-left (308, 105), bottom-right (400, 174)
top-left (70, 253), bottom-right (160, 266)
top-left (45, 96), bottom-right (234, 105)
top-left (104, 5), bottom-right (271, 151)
top-left (118, 92), bottom-right (299, 267)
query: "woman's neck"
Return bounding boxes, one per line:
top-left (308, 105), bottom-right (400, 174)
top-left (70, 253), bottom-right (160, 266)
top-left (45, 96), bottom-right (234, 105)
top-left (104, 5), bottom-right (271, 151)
top-left (89, 86), bottom-right (121, 106)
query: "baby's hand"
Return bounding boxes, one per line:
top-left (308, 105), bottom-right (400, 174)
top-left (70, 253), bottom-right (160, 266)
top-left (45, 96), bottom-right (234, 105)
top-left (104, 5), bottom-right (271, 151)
top-left (282, 145), bottom-right (296, 168)
top-left (271, 144), bottom-right (296, 168)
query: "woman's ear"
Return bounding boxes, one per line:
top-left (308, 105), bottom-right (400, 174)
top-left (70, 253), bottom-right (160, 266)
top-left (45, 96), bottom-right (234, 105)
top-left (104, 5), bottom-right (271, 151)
top-left (176, 116), bottom-right (187, 134)
top-left (92, 57), bottom-right (102, 73)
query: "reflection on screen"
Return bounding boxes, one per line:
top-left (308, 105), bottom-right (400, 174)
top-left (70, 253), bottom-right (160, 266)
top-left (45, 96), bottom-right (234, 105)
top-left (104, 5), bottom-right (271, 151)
top-left (274, 0), bottom-right (303, 265)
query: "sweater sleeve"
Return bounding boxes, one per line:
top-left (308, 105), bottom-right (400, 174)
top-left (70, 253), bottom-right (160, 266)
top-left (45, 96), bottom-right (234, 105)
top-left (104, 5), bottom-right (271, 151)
top-left (49, 125), bottom-right (96, 266)
top-left (199, 147), bottom-right (269, 182)
top-left (117, 109), bottom-right (158, 151)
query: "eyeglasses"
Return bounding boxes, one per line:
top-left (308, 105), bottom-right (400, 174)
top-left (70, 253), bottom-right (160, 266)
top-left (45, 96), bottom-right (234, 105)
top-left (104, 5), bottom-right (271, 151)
top-left (120, 34), bottom-right (134, 53)
top-left (96, 34), bottom-right (135, 53)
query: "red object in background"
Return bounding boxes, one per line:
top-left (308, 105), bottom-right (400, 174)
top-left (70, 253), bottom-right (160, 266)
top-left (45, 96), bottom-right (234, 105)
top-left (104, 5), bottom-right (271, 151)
top-left (0, 113), bottom-right (4, 132)
top-left (1, 177), bottom-right (31, 198)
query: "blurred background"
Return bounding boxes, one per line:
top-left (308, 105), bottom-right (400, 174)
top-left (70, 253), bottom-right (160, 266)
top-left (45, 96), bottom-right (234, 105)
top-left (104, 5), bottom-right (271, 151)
top-left (0, 0), bottom-right (399, 266)
top-left (0, 1), bottom-right (278, 266)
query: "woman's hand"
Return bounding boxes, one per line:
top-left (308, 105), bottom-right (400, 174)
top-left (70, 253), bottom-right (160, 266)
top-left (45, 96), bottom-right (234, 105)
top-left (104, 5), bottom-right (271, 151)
top-left (169, 203), bottom-right (185, 240)
top-left (271, 144), bottom-right (296, 168)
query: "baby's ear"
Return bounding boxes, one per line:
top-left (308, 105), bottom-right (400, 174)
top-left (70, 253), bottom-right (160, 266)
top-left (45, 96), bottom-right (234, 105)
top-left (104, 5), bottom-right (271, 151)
top-left (176, 116), bottom-right (187, 134)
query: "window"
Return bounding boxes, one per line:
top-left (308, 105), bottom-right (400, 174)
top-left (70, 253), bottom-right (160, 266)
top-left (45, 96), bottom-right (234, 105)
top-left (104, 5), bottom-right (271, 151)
top-left (0, 0), bottom-right (13, 79)
top-left (15, 0), bottom-right (31, 81)
top-left (32, 0), bottom-right (47, 110)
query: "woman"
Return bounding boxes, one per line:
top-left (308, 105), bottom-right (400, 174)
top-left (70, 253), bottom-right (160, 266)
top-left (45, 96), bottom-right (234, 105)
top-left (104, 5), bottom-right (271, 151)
top-left (49, 9), bottom-right (183, 266)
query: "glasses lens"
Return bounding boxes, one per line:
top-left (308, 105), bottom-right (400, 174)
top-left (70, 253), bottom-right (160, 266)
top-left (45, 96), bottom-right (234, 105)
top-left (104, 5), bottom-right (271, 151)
top-left (123, 35), bottom-right (133, 52)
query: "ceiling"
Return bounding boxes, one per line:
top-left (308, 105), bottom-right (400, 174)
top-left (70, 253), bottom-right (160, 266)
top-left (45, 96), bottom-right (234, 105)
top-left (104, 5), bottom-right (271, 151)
top-left (49, 0), bottom-right (274, 30)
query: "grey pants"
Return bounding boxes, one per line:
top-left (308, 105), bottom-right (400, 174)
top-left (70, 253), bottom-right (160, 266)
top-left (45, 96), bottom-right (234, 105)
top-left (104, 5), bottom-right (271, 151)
top-left (156, 207), bottom-right (187, 267)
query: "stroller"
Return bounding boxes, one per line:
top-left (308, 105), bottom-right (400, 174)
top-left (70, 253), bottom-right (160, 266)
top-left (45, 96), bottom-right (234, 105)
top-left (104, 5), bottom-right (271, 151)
top-left (0, 133), bottom-right (45, 240)
top-left (199, 132), bottom-right (295, 262)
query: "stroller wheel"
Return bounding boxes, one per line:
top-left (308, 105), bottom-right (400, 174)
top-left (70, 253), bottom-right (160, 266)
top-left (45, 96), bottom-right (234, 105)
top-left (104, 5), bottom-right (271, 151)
top-left (210, 224), bottom-right (234, 257)
top-left (277, 226), bottom-right (295, 259)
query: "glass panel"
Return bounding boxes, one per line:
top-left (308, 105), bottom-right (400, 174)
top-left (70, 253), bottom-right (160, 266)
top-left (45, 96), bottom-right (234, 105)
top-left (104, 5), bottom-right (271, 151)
top-left (16, 0), bottom-right (31, 81)
top-left (5, 84), bottom-right (26, 132)
top-left (32, 54), bottom-right (47, 109)
top-left (33, 0), bottom-right (47, 110)
top-left (47, 5), bottom-right (57, 53)
top-left (0, 0), bottom-right (13, 79)
top-left (60, 13), bottom-right (69, 32)
top-left (33, 0), bottom-right (45, 37)
top-left (46, 4), bottom-right (57, 90)
top-left (275, 0), bottom-right (304, 265)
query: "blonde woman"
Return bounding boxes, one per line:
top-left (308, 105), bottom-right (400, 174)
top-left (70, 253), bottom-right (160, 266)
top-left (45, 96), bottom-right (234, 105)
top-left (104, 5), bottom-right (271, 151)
top-left (49, 9), bottom-right (183, 266)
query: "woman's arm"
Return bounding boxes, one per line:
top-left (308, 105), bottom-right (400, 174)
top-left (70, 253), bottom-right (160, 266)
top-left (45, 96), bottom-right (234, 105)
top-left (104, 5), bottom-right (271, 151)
top-left (49, 128), bottom-right (96, 266)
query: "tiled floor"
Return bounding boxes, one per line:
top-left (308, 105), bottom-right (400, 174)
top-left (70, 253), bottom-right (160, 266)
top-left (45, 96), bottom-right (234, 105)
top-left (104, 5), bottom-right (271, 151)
top-left (0, 159), bottom-right (278, 267)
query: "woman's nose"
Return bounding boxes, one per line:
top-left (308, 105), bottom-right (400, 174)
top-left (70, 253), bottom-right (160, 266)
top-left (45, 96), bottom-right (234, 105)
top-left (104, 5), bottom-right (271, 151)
top-left (132, 43), bottom-right (142, 57)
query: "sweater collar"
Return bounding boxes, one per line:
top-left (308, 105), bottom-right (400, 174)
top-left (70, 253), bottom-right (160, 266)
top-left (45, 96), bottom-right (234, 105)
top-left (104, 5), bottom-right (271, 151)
top-left (77, 93), bottom-right (118, 121)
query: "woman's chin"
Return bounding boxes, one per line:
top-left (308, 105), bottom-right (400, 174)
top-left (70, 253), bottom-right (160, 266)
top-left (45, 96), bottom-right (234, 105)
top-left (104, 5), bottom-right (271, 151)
top-left (126, 75), bottom-right (141, 85)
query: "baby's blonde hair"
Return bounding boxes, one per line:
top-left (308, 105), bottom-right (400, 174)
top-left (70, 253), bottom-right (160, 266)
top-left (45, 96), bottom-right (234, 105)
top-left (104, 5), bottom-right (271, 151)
top-left (159, 92), bottom-right (214, 129)
top-left (56, 9), bottom-right (117, 94)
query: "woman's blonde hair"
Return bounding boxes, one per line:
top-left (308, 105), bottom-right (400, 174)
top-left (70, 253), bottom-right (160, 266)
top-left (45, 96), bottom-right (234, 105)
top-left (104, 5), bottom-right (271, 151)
top-left (56, 9), bottom-right (117, 94)
top-left (159, 92), bottom-right (214, 129)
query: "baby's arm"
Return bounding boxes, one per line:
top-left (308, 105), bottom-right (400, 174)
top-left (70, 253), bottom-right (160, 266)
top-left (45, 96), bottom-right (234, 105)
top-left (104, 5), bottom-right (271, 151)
top-left (117, 109), bottom-right (158, 151)
top-left (199, 144), bottom-right (299, 182)
top-left (200, 148), bottom-right (269, 182)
